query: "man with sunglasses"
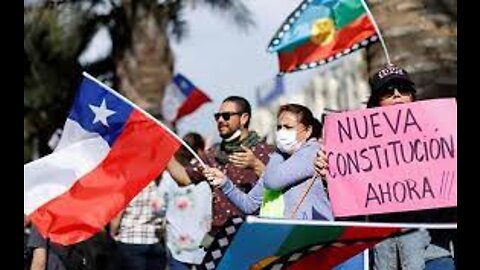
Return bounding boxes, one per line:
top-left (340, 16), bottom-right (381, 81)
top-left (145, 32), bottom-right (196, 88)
top-left (167, 96), bottom-right (272, 234)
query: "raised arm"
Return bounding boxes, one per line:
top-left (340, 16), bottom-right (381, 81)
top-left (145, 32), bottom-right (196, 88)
top-left (204, 167), bottom-right (263, 214)
top-left (220, 178), bottom-right (264, 214)
top-left (166, 157), bottom-right (193, 186)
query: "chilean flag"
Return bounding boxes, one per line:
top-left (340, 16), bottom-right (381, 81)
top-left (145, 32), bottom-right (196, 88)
top-left (24, 72), bottom-right (181, 245)
top-left (162, 74), bottom-right (212, 124)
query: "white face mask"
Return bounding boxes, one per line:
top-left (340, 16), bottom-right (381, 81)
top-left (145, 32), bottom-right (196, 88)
top-left (275, 129), bottom-right (300, 154)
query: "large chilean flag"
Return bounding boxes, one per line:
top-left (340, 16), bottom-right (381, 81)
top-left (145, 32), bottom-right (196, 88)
top-left (24, 72), bottom-right (181, 245)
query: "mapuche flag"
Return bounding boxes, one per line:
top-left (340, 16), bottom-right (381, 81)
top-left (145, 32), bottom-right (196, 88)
top-left (199, 216), bottom-right (404, 270)
top-left (24, 72), bottom-right (182, 245)
top-left (268, 0), bottom-right (379, 73)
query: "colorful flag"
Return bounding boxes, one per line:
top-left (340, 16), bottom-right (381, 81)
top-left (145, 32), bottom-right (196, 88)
top-left (268, 0), bottom-right (379, 73)
top-left (256, 76), bottom-right (285, 107)
top-left (24, 72), bottom-right (182, 245)
top-left (162, 73), bottom-right (212, 124)
top-left (200, 216), bottom-right (407, 270)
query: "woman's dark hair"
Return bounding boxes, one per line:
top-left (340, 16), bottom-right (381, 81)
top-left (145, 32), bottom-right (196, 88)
top-left (175, 132), bottom-right (205, 166)
top-left (277, 103), bottom-right (323, 139)
top-left (366, 93), bottom-right (381, 108)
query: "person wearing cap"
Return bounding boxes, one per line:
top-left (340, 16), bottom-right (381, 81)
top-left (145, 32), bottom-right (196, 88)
top-left (314, 64), bottom-right (456, 270)
top-left (366, 64), bottom-right (417, 108)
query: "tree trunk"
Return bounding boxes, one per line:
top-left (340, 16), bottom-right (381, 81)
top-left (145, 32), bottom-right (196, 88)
top-left (115, 3), bottom-right (174, 115)
top-left (366, 0), bottom-right (457, 99)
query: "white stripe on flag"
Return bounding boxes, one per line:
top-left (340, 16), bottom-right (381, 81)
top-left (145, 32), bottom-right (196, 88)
top-left (162, 83), bottom-right (186, 122)
top-left (55, 119), bottom-right (104, 151)
top-left (24, 121), bottom-right (110, 215)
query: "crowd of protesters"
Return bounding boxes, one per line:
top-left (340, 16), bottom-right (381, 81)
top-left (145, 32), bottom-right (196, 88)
top-left (24, 64), bottom-right (456, 270)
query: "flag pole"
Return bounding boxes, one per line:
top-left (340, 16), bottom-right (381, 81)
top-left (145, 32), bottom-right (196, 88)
top-left (82, 72), bottom-right (207, 168)
top-left (360, 0), bottom-right (392, 65)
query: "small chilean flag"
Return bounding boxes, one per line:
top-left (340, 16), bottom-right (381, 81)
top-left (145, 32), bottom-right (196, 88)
top-left (24, 72), bottom-right (181, 245)
top-left (162, 74), bottom-right (212, 124)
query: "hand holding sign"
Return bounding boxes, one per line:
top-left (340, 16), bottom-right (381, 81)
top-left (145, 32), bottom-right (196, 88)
top-left (314, 149), bottom-right (329, 178)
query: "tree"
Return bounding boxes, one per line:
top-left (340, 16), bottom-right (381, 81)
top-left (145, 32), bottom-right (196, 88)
top-left (24, 4), bottom-right (98, 161)
top-left (366, 0), bottom-right (456, 99)
top-left (24, 0), bottom-right (254, 161)
top-left (106, 0), bottom-right (253, 113)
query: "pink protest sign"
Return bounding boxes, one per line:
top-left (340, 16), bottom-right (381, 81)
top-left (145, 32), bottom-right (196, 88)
top-left (324, 98), bottom-right (457, 217)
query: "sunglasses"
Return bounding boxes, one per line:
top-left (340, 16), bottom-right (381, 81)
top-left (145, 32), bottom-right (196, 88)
top-left (379, 84), bottom-right (415, 99)
top-left (214, 112), bottom-right (242, 121)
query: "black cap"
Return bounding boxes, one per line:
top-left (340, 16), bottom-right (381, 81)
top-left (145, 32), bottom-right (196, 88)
top-left (366, 64), bottom-right (416, 108)
top-left (369, 64), bottom-right (416, 93)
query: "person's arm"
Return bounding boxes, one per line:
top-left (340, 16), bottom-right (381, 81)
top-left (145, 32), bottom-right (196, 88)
top-left (30, 248), bottom-right (46, 270)
top-left (166, 157), bottom-right (193, 186)
top-left (109, 209), bottom-right (124, 240)
top-left (204, 167), bottom-right (264, 214)
top-left (220, 177), bottom-right (264, 214)
top-left (27, 227), bottom-right (47, 270)
top-left (262, 141), bottom-right (319, 190)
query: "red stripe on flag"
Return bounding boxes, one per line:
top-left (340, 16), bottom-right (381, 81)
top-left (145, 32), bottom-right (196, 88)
top-left (338, 226), bottom-right (401, 241)
top-left (278, 14), bottom-right (376, 72)
top-left (29, 110), bottom-right (181, 245)
top-left (174, 89), bottom-right (211, 123)
top-left (286, 226), bottom-right (400, 270)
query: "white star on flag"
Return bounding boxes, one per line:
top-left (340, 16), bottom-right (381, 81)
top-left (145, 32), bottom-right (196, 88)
top-left (89, 99), bottom-right (116, 127)
top-left (180, 80), bottom-right (189, 90)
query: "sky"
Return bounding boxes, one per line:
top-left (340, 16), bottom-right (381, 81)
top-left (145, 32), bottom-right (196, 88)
top-left (79, 0), bottom-right (326, 142)
top-left (168, 0), bottom-right (320, 141)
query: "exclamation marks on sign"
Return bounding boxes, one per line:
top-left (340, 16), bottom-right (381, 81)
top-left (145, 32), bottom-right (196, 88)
top-left (439, 171), bottom-right (455, 200)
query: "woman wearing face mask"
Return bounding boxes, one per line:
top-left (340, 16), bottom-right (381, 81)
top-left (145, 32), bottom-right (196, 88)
top-left (203, 104), bottom-right (333, 221)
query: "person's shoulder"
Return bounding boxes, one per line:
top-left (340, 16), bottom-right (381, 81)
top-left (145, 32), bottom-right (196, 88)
top-left (206, 144), bottom-right (220, 155)
top-left (302, 138), bottom-right (320, 150)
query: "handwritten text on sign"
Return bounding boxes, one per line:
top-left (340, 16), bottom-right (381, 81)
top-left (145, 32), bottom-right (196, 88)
top-left (324, 98), bottom-right (457, 217)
